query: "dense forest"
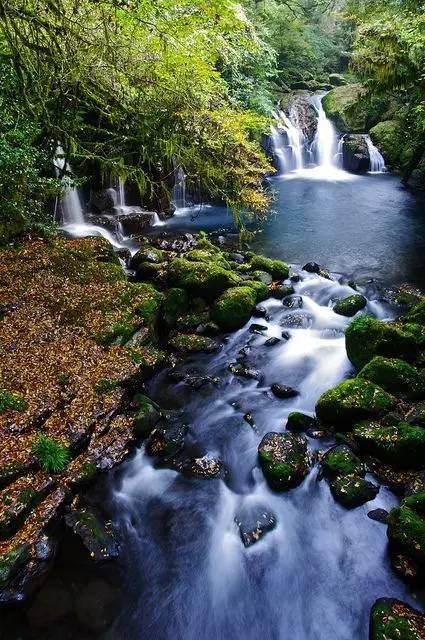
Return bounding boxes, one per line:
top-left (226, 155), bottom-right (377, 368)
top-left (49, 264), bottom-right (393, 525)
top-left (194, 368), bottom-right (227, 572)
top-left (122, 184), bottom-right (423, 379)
top-left (0, 0), bottom-right (423, 241)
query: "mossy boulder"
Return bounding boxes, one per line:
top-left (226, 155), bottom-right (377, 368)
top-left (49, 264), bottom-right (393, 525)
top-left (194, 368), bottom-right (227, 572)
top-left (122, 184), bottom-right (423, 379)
top-left (333, 294), bottom-right (367, 317)
top-left (370, 598), bottom-right (425, 640)
top-left (243, 280), bottom-right (269, 302)
top-left (330, 474), bottom-right (379, 509)
top-left (404, 300), bottom-right (425, 326)
top-left (0, 544), bottom-right (30, 589)
top-left (369, 120), bottom-right (403, 169)
top-left (258, 432), bottom-right (311, 491)
top-left (329, 73), bottom-right (347, 87)
top-left (321, 444), bottom-right (365, 479)
top-left (168, 333), bottom-right (219, 353)
top-left (129, 247), bottom-right (165, 269)
top-left (249, 255), bottom-right (289, 280)
top-left (162, 288), bottom-right (189, 328)
top-left (353, 421), bottom-right (425, 469)
top-left (322, 84), bottom-right (365, 133)
top-left (345, 316), bottom-right (419, 371)
top-left (168, 258), bottom-right (240, 300)
top-left (358, 357), bottom-right (425, 398)
top-left (316, 378), bottom-right (396, 429)
top-left (250, 270), bottom-right (273, 285)
top-left (133, 395), bottom-right (161, 437)
top-left (286, 412), bottom-right (316, 432)
top-left (211, 286), bottom-right (256, 331)
top-left (388, 495), bottom-right (425, 568)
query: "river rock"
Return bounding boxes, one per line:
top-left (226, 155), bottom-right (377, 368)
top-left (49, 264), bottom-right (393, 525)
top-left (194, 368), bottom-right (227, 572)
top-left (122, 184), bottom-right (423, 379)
top-left (235, 506), bottom-right (277, 547)
top-left (353, 420), bottom-right (425, 469)
top-left (368, 508), bottom-right (389, 524)
top-left (270, 284), bottom-right (295, 299)
top-left (65, 503), bottom-right (119, 561)
top-left (249, 323), bottom-right (268, 334)
top-left (282, 295), bottom-right (303, 309)
top-left (265, 337), bottom-right (281, 347)
top-left (253, 305), bottom-right (268, 319)
top-left (228, 363), bottom-right (263, 381)
top-left (132, 394), bottom-right (162, 437)
top-left (74, 579), bottom-right (118, 633)
top-left (333, 294), bottom-right (367, 317)
top-left (258, 432), bottom-right (311, 491)
top-left (27, 578), bottom-right (73, 628)
top-left (271, 384), bottom-right (299, 399)
top-left (286, 412), bottom-right (316, 432)
top-left (330, 475), bottom-right (379, 508)
top-left (342, 135), bottom-right (370, 174)
top-left (303, 261), bottom-right (321, 274)
top-left (358, 356), bottom-right (425, 399)
top-left (321, 444), bottom-right (366, 479)
top-left (146, 423), bottom-right (188, 458)
top-left (370, 598), bottom-right (425, 640)
top-left (211, 286), bottom-right (257, 331)
top-left (387, 492), bottom-right (425, 569)
top-left (181, 456), bottom-right (223, 479)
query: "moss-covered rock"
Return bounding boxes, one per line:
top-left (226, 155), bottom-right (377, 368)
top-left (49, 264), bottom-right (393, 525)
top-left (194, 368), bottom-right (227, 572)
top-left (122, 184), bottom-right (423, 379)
top-left (243, 280), bottom-right (269, 302)
top-left (162, 287), bottom-right (189, 328)
top-left (133, 395), bottom-right (161, 437)
top-left (168, 258), bottom-right (240, 299)
top-left (329, 73), bottom-right (347, 87)
top-left (358, 357), bottom-right (425, 398)
top-left (249, 255), bottom-right (289, 280)
top-left (321, 444), bottom-right (365, 479)
top-left (211, 286), bottom-right (256, 331)
top-left (370, 120), bottom-right (404, 169)
top-left (286, 412), bottom-right (316, 432)
top-left (330, 474), bottom-right (379, 508)
top-left (353, 421), bottom-right (425, 469)
top-left (0, 544), bottom-right (29, 588)
top-left (129, 247), bottom-right (165, 269)
top-left (370, 598), bottom-right (425, 640)
top-left (185, 249), bottom-right (231, 270)
top-left (169, 333), bottom-right (219, 353)
top-left (388, 498), bottom-right (425, 568)
top-left (345, 316), bottom-right (419, 371)
top-left (258, 432), bottom-right (311, 491)
top-left (333, 294), bottom-right (367, 317)
top-left (322, 84), bottom-right (365, 133)
top-left (404, 300), bottom-right (425, 326)
top-left (250, 270), bottom-right (273, 285)
top-left (316, 378), bottom-right (396, 429)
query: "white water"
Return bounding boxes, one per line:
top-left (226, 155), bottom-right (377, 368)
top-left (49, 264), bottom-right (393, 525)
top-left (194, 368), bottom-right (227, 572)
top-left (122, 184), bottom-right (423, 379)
top-left (172, 166), bottom-right (187, 211)
top-left (365, 135), bottom-right (386, 174)
top-left (54, 146), bottom-right (85, 225)
top-left (118, 177), bottom-right (126, 206)
top-left (109, 272), bottom-right (411, 640)
top-left (272, 109), bottom-right (305, 173)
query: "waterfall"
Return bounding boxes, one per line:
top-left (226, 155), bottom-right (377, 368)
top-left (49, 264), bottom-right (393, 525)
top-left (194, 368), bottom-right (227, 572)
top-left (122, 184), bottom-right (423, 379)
top-left (365, 135), bottom-right (386, 174)
top-left (54, 146), bottom-right (85, 225)
top-left (271, 109), bottom-right (305, 175)
top-left (310, 94), bottom-right (338, 169)
top-left (172, 166), bottom-right (187, 210)
top-left (118, 178), bottom-right (126, 206)
top-left (335, 135), bottom-right (345, 168)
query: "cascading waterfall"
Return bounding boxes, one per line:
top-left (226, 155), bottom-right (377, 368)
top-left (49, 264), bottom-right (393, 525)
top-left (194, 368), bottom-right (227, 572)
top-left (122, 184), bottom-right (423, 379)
top-left (365, 135), bottom-right (386, 174)
top-left (271, 109), bottom-right (305, 174)
top-left (310, 94), bottom-right (339, 169)
top-left (118, 177), bottom-right (126, 206)
top-left (172, 166), bottom-right (187, 211)
top-left (54, 146), bottom-right (85, 225)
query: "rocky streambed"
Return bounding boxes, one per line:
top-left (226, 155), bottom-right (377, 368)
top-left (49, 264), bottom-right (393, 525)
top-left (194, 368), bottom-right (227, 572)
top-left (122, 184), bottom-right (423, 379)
top-left (1, 230), bottom-right (425, 639)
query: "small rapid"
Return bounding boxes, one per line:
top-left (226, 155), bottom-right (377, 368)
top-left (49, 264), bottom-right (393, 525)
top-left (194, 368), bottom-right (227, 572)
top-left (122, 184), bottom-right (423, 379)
top-left (108, 271), bottom-right (413, 640)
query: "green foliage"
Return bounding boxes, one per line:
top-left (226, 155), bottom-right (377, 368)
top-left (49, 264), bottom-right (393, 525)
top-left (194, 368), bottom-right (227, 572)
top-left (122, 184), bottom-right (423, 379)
top-left (0, 389), bottom-right (27, 413)
top-left (32, 434), bottom-right (70, 474)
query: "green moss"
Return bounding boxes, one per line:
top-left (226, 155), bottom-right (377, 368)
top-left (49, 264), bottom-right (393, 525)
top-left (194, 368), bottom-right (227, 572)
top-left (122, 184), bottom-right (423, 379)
top-left (32, 434), bottom-right (70, 473)
top-left (369, 120), bottom-right (403, 169)
top-left (322, 84), bottom-right (365, 132)
top-left (212, 286), bottom-right (256, 331)
top-left (353, 421), bottom-right (425, 469)
top-left (358, 356), bottom-right (424, 398)
top-left (388, 505), bottom-right (425, 566)
top-left (168, 333), bottom-right (218, 353)
top-left (322, 445), bottom-right (365, 479)
top-left (195, 232), bottom-right (221, 254)
top-left (316, 378), bottom-right (396, 429)
top-left (162, 287), bottom-right (189, 328)
top-left (95, 378), bottom-right (121, 395)
top-left (168, 258), bottom-right (240, 299)
top-left (286, 412), bottom-right (315, 432)
top-left (370, 599), bottom-right (424, 640)
top-left (131, 247), bottom-right (164, 268)
top-left (345, 315), bottom-right (418, 371)
top-left (243, 280), bottom-right (269, 302)
top-left (0, 544), bottom-right (30, 588)
top-left (0, 389), bottom-right (27, 413)
top-left (404, 300), bottom-right (425, 326)
top-left (333, 295), bottom-right (366, 317)
top-left (403, 492), bottom-right (425, 518)
top-left (330, 474), bottom-right (379, 509)
top-left (258, 432), bottom-right (310, 491)
top-left (97, 320), bottom-right (136, 346)
top-left (249, 255), bottom-right (289, 280)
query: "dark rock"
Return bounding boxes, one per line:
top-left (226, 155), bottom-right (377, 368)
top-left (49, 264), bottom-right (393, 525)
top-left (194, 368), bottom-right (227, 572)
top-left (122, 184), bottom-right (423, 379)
top-left (116, 212), bottom-right (156, 236)
top-left (65, 503), bottom-right (119, 561)
top-left (367, 508), bottom-right (389, 524)
top-left (280, 312), bottom-right (313, 329)
top-left (229, 253), bottom-right (245, 264)
top-left (253, 305), bottom-right (269, 319)
top-left (282, 295), bottom-right (303, 309)
top-left (333, 294), bottom-right (367, 317)
top-left (271, 384), bottom-right (299, 399)
top-left (181, 456), bottom-right (223, 479)
top-left (228, 363), bottom-right (263, 381)
top-left (390, 552), bottom-right (423, 584)
top-left (258, 432), bottom-right (311, 491)
top-left (281, 331), bottom-right (291, 341)
top-left (270, 284), bottom-right (295, 299)
top-left (321, 444), bottom-right (365, 479)
top-left (286, 412), bottom-right (316, 432)
top-left (235, 506), bottom-right (277, 547)
top-left (27, 578), bottom-right (72, 628)
top-left (167, 371), bottom-right (219, 390)
top-left (243, 413), bottom-right (256, 429)
top-left (330, 475), bottom-right (379, 508)
top-left (146, 423), bottom-right (188, 458)
top-left (132, 395), bottom-right (161, 437)
top-left (342, 134), bottom-right (370, 174)
top-left (249, 323), bottom-right (268, 334)
top-left (265, 337), bottom-right (281, 347)
top-left (90, 188), bottom-right (116, 213)
top-left (303, 262), bottom-right (321, 274)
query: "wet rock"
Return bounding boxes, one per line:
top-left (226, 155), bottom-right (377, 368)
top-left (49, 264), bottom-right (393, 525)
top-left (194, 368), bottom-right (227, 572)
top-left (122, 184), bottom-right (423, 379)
top-left (281, 331), bottom-right (291, 341)
top-left (353, 420), bottom-right (425, 469)
top-left (368, 508), bottom-right (389, 524)
top-left (370, 598), bottom-right (425, 640)
top-left (286, 412), bottom-right (316, 432)
top-left (282, 295), bottom-right (303, 309)
top-left (316, 378), bottom-right (396, 429)
top-left (249, 255), bottom-right (289, 280)
top-left (181, 456), bottom-right (223, 479)
top-left (249, 323), bottom-right (268, 334)
top-left (250, 270), bottom-right (273, 285)
top-left (387, 493), bottom-right (425, 569)
top-left (330, 475), bottom-right (379, 508)
top-left (265, 337), bottom-right (281, 347)
top-left (235, 506), bottom-right (277, 547)
top-left (258, 432), bottom-right (311, 491)
top-left (74, 579), bottom-right (118, 633)
top-left (115, 212), bottom-right (157, 236)
top-left (228, 363), bottom-right (263, 381)
top-left (253, 305), bottom-right (269, 319)
top-left (303, 262), bottom-right (321, 274)
top-left (132, 394), bottom-right (161, 438)
top-left (271, 384), bottom-right (299, 399)
top-left (358, 356), bottom-right (425, 399)
top-left (243, 413), bottom-right (256, 429)
top-left (129, 247), bottom-right (164, 269)
top-left (211, 286), bottom-right (257, 331)
top-left (390, 552), bottom-right (423, 584)
top-left (333, 294), bottom-right (367, 317)
top-left (270, 284), bottom-right (295, 299)
top-left (167, 371), bottom-right (219, 390)
top-left (342, 135), bottom-right (370, 174)
top-left (146, 423), bottom-right (188, 458)
top-left (168, 258), bottom-right (241, 300)
top-left (229, 253), bottom-right (245, 264)
top-left (321, 444), bottom-right (366, 479)
top-left (65, 503), bottom-right (119, 561)
top-left (169, 333), bottom-right (220, 354)
top-left (280, 312), bottom-right (314, 329)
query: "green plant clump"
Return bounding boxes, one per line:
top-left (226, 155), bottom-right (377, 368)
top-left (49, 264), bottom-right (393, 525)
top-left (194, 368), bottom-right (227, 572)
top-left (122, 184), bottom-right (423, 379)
top-left (32, 434), bottom-right (70, 474)
top-left (0, 390), bottom-right (27, 413)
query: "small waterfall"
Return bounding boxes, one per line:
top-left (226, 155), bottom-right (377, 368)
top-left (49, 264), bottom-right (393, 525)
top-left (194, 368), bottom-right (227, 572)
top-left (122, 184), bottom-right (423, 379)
top-left (118, 178), bottom-right (126, 206)
top-left (310, 94), bottom-right (338, 169)
top-left (172, 166), bottom-right (187, 210)
top-left (54, 146), bottom-right (85, 225)
top-left (271, 109), bottom-right (305, 175)
top-left (335, 135), bottom-right (345, 168)
top-left (365, 135), bottom-right (386, 174)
